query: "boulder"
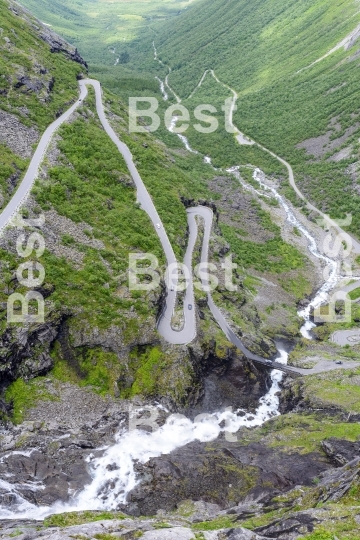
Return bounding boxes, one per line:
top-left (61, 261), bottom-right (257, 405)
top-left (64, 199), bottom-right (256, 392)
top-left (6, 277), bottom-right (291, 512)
top-left (125, 440), bottom-right (330, 516)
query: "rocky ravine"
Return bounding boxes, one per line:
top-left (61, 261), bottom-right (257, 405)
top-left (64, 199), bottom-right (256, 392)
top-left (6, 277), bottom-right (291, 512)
top-left (0, 436), bottom-right (360, 539)
top-left (0, 337), bottom-right (272, 520)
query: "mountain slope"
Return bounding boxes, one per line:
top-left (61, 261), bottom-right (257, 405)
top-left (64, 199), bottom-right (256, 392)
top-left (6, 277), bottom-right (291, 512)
top-left (15, 0), bottom-right (203, 67)
top-left (148, 0), bottom-right (360, 94)
top-left (1, 2), bottom-right (360, 538)
top-left (0, 0), bottom-right (87, 127)
top-left (0, 0), bottom-right (296, 417)
top-left (0, 0), bottom-right (87, 210)
top-left (134, 0), bottom-right (360, 238)
top-left (0, 0), bottom-right (357, 414)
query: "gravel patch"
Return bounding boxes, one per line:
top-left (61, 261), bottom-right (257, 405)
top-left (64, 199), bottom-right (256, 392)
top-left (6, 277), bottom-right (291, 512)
top-left (0, 109), bottom-right (39, 158)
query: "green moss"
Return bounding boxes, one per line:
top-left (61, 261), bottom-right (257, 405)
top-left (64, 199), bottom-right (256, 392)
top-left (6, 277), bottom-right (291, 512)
top-left (298, 511), bottom-right (360, 540)
top-left (9, 530), bottom-right (23, 538)
top-left (299, 533), bottom-right (334, 540)
top-left (153, 522), bottom-right (172, 529)
top-left (44, 511), bottom-right (126, 527)
top-left (243, 275), bottom-right (261, 293)
top-left (192, 516), bottom-right (237, 531)
top-left (241, 508), bottom-right (288, 530)
top-left (349, 287), bottom-right (360, 301)
top-left (242, 412), bottom-right (360, 454)
top-left (174, 500), bottom-right (196, 518)
top-left (51, 345), bottom-right (122, 397)
top-left (5, 378), bottom-right (57, 424)
top-left (301, 368), bottom-right (360, 414)
top-left (93, 533), bottom-right (143, 540)
top-left (341, 480), bottom-right (360, 505)
top-left (125, 346), bottom-right (167, 398)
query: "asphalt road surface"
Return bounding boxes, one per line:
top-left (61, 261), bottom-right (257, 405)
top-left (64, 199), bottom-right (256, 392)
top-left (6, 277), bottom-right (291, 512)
top-left (1, 78), bottom-right (355, 377)
top-left (0, 83), bottom-right (88, 234)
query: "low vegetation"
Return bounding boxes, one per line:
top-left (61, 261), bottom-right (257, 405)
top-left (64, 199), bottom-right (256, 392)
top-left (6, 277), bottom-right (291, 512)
top-left (0, 0), bottom-right (83, 129)
top-left (44, 511), bottom-right (126, 527)
top-left (5, 377), bottom-right (57, 424)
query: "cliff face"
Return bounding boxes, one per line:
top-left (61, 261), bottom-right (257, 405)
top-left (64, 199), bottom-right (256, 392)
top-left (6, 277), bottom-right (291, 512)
top-left (6, 0), bottom-right (87, 63)
top-left (36, 27), bottom-right (88, 69)
top-left (0, 306), bottom-right (269, 421)
top-left (124, 438), bottom-right (330, 517)
top-left (187, 339), bottom-right (270, 415)
top-left (0, 312), bottom-right (64, 387)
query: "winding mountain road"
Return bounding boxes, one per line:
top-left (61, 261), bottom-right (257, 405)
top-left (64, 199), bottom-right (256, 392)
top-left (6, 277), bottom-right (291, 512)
top-left (187, 68), bottom-right (360, 256)
top-left (0, 80), bottom-right (195, 346)
top-left (85, 79), bottom-right (196, 345)
top-left (2, 78), bottom-right (352, 377)
top-left (70, 82), bottom-right (309, 371)
top-left (151, 57), bottom-right (360, 374)
top-left (0, 83), bottom-right (88, 233)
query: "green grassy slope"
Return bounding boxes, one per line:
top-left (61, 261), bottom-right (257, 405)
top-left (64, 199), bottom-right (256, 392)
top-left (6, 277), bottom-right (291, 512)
top-left (0, 0), bottom-right (314, 413)
top-left (0, 0), bottom-right (84, 128)
top-left (0, 0), bottom-right (85, 209)
top-left (25, 0), bottom-right (360, 236)
top-left (17, 0), bottom-right (202, 66)
top-left (2, 0), bottom-right (354, 390)
top-left (150, 0), bottom-right (360, 94)
top-left (132, 0), bottom-right (360, 237)
top-left (0, 81), bottom-right (310, 403)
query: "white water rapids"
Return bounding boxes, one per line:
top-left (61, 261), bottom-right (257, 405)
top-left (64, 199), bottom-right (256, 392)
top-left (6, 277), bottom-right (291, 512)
top-left (155, 76), bottom-right (168, 101)
top-left (250, 168), bottom-right (339, 338)
top-left (168, 116), bottom-right (213, 166)
top-left (168, 115), bottom-right (199, 154)
top-left (0, 349), bottom-right (288, 520)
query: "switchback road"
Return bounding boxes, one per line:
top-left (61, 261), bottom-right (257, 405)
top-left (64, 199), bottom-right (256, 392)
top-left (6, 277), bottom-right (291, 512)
top-left (2, 78), bottom-right (353, 376)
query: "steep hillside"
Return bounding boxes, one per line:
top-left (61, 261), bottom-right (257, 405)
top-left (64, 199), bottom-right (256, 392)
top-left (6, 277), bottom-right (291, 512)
top-left (0, 79), bottom-right (311, 416)
top-left (17, 0), bottom-right (360, 236)
top-left (16, 0), bottom-right (201, 62)
top-left (145, 0), bottom-right (360, 94)
top-left (0, 0), bottom-right (87, 126)
top-left (132, 0), bottom-right (360, 238)
top-left (1, 0), bottom-right (358, 423)
top-left (0, 0), bottom-right (316, 421)
top-left (0, 0), bottom-right (87, 206)
top-left (1, 0), bottom-right (332, 415)
top-left (1, 2), bottom-right (360, 539)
